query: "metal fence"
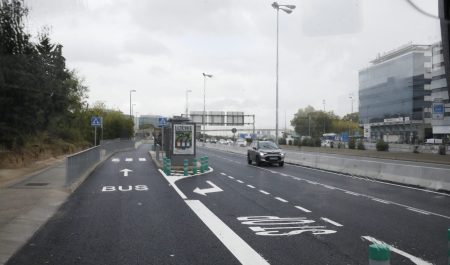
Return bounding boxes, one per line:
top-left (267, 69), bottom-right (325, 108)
top-left (66, 139), bottom-right (136, 185)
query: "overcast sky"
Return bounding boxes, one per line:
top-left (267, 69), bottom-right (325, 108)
top-left (25, 0), bottom-right (441, 129)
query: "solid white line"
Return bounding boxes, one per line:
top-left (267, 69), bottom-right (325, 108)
top-left (362, 236), bottom-right (432, 265)
top-left (322, 185), bottom-right (336, 190)
top-left (294, 205), bottom-right (311, 213)
top-left (280, 173), bottom-right (289, 177)
top-left (345, 191), bottom-right (360, 196)
top-left (259, 190), bottom-right (270, 195)
top-left (320, 217), bottom-right (343, 227)
top-left (371, 198), bottom-right (391, 204)
top-left (274, 197), bottom-right (288, 203)
top-left (158, 169), bottom-right (187, 199)
top-left (246, 185), bottom-right (256, 189)
top-left (220, 172), bottom-right (227, 176)
top-left (407, 208), bottom-right (430, 215)
top-left (236, 180), bottom-right (244, 184)
top-left (186, 200), bottom-right (269, 265)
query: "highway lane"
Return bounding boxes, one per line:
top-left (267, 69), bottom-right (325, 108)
top-left (6, 145), bottom-right (240, 265)
top-left (186, 146), bottom-right (450, 264)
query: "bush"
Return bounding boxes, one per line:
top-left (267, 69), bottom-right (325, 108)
top-left (278, 138), bottom-right (286, 145)
top-left (301, 138), bottom-right (310, 146)
top-left (357, 140), bottom-right (365, 150)
top-left (376, 139), bottom-right (389, 151)
top-left (288, 140), bottom-right (293, 145)
top-left (348, 138), bottom-right (356, 149)
top-left (438, 145), bottom-right (446, 155)
top-left (294, 139), bottom-right (299, 146)
top-left (313, 138), bottom-right (321, 147)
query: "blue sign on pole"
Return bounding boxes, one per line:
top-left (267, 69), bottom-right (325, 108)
top-left (91, 116), bottom-right (102, 127)
top-left (433, 103), bottom-right (444, 113)
top-left (158, 117), bottom-right (168, 127)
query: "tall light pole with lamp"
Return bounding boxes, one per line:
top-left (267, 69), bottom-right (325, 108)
top-left (185, 89), bottom-right (192, 118)
top-left (271, 2), bottom-right (295, 144)
top-left (202, 73), bottom-right (213, 146)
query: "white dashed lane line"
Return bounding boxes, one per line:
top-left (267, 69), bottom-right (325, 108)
top-left (274, 197), bottom-right (288, 203)
top-left (228, 176), bottom-right (235, 179)
top-left (259, 190), bottom-right (270, 195)
top-left (320, 217), bottom-right (343, 227)
top-left (407, 208), bottom-right (430, 215)
top-left (246, 185), bottom-right (256, 189)
top-left (236, 180), bottom-right (244, 184)
top-left (294, 205), bottom-right (312, 213)
top-left (220, 172), bottom-right (227, 176)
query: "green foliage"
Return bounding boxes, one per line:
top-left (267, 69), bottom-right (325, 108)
top-left (376, 139), bottom-right (389, 151)
top-left (348, 138), bottom-right (356, 149)
top-left (278, 138), bottom-right (286, 145)
top-left (293, 139), bottom-right (299, 146)
top-left (288, 140), bottom-right (293, 145)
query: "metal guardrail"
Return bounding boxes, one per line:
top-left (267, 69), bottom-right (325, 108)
top-left (66, 139), bottom-right (136, 185)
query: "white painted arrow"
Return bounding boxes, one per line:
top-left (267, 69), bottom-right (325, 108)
top-left (120, 169), bottom-right (133, 177)
top-left (193, 181), bottom-right (223, 196)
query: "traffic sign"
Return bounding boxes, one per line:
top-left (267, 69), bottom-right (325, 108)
top-left (231, 128), bottom-right (237, 133)
top-left (158, 117), bottom-right (168, 127)
top-left (91, 116), bottom-right (102, 127)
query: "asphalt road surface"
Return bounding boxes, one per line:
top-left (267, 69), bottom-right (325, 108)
top-left (6, 144), bottom-right (450, 265)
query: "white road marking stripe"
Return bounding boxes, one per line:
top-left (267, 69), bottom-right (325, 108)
top-left (274, 197), bottom-right (288, 203)
top-left (362, 236), bottom-right (432, 265)
top-left (407, 208), bottom-right (430, 215)
top-left (111, 158), bottom-right (120, 162)
top-left (186, 200), bottom-right (269, 265)
top-left (295, 205), bottom-right (311, 213)
top-left (371, 198), bottom-right (390, 204)
top-left (220, 173), bottom-right (227, 176)
top-left (236, 180), bottom-right (244, 184)
top-left (125, 158), bottom-right (133, 162)
top-left (139, 158), bottom-right (146, 161)
top-left (259, 190), bottom-right (270, 195)
top-left (158, 169), bottom-right (187, 199)
top-left (280, 173), bottom-right (288, 177)
top-left (246, 185), bottom-right (256, 189)
top-left (228, 176), bottom-right (234, 179)
top-left (321, 217), bottom-right (343, 227)
top-left (323, 185), bottom-right (336, 190)
top-left (345, 191), bottom-right (360, 196)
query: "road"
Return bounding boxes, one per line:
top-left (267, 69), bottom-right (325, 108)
top-left (6, 144), bottom-right (450, 265)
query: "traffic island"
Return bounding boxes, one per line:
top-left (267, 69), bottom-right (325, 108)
top-left (149, 150), bottom-right (213, 177)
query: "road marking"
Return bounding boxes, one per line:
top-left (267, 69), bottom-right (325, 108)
top-left (236, 180), bottom-right (244, 184)
top-left (246, 184), bottom-right (256, 189)
top-left (294, 205), bottom-right (311, 213)
top-left (322, 185), bottom-right (336, 190)
top-left (345, 191), bottom-right (360, 196)
top-left (158, 169), bottom-right (188, 199)
top-left (125, 158), bottom-right (133, 162)
top-left (120, 168), bottom-right (133, 177)
top-left (320, 217), bottom-right (343, 227)
top-left (362, 236), bottom-right (432, 265)
top-left (228, 176), bottom-right (234, 179)
top-left (186, 200), bottom-right (270, 265)
top-left (139, 158), bottom-right (146, 161)
top-left (280, 173), bottom-right (289, 177)
top-left (220, 172), bottom-right (227, 176)
top-left (407, 207), bottom-right (430, 215)
top-left (101, 185), bottom-right (148, 192)
top-left (274, 197), bottom-right (288, 203)
top-left (259, 190), bottom-right (270, 195)
top-left (371, 198), bottom-right (391, 204)
top-left (193, 181), bottom-right (223, 196)
top-left (111, 158), bottom-right (120, 162)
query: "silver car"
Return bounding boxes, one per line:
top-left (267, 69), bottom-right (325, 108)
top-left (247, 140), bottom-right (285, 167)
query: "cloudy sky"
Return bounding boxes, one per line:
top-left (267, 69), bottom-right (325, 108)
top-left (25, 0), bottom-right (441, 129)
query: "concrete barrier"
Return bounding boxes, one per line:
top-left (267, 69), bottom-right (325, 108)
top-left (203, 143), bottom-right (450, 192)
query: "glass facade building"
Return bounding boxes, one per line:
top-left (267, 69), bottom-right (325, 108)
top-left (359, 44), bottom-right (432, 143)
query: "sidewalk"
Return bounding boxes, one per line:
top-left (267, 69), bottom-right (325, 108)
top-left (0, 158), bottom-right (70, 265)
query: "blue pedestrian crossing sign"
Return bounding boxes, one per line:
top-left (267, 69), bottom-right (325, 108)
top-left (158, 117), bottom-right (168, 127)
top-left (91, 116), bottom-right (102, 127)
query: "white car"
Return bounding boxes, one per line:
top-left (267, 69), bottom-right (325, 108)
top-left (236, 139), bottom-right (247, 147)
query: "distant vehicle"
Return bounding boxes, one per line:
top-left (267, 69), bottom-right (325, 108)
top-left (210, 138), bottom-right (217, 143)
top-left (219, 139), bottom-right (227, 144)
top-left (236, 138), bottom-right (247, 147)
top-left (227, 139), bottom-right (234, 144)
top-left (247, 140), bottom-right (285, 167)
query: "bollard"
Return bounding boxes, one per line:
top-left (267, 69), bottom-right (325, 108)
top-left (163, 158), bottom-right (167, 174)
top-left (183, 159), bottom-right (188, 176)
top-left (167, 159), bottom-right (171, 176)
top-left (204, 156), bottom-right (209, 171)
top-left (200, 157), bottom-right (205, 173)
top-left (448, 229), bottom-right (450, 265)
top-left (369, 243), bottom-right (390, 265)
top-left (192, 158), bottom-right (198, 175)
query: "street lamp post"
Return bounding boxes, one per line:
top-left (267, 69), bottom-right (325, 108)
top-left (185, 89), bottom-right (192, 118)
top-left (272, 2), bottom-right (295, 144)
top-left (202, 73), bottom-right (213, 146)
top-left (129, 89), bottom-right (136, 119)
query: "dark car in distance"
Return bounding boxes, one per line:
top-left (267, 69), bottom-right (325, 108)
top-left (247, 140), bottom-right (285, 167)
